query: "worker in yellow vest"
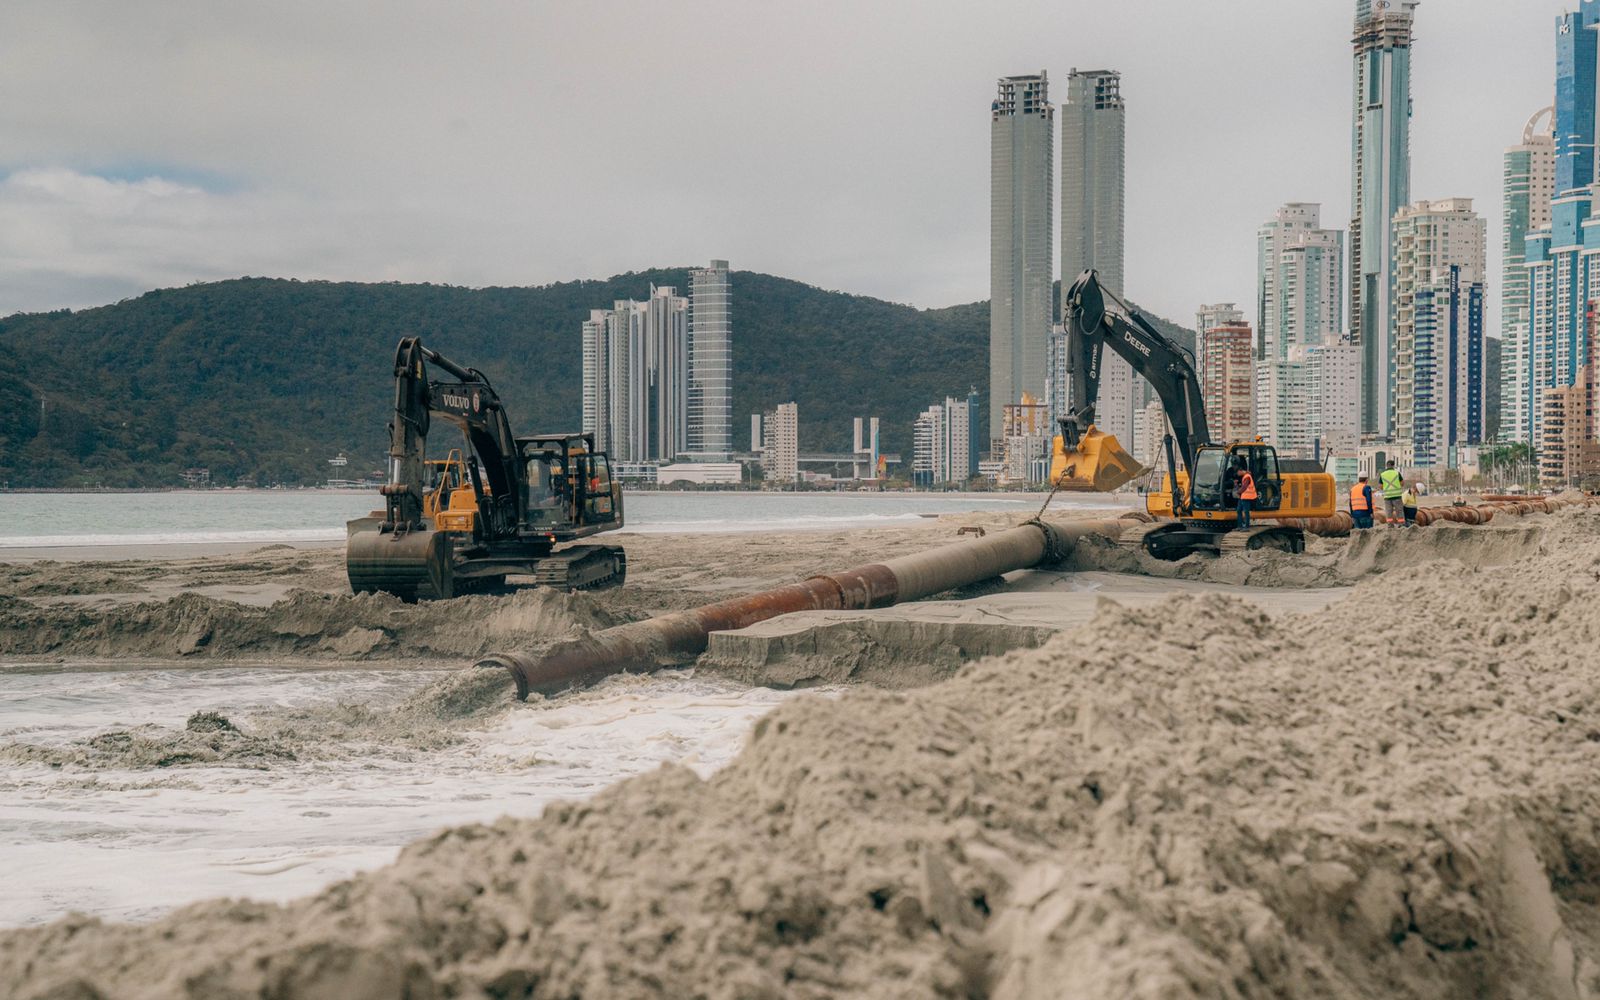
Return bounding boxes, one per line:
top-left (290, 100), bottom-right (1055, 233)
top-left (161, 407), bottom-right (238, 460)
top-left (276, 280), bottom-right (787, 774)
top-left (1401, 483), bottom-right (1419, 526)
top-left (1349, 474), bottom-right (1375, 529)
top-left (1379, 460), bottom-right (1406, 525)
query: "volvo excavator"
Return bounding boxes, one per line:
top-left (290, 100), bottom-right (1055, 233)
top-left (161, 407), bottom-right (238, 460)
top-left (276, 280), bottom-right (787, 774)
top-left (346, 337), bottom-right (626, 600)
top-left (1049, 270), bottom-right (1336, 559)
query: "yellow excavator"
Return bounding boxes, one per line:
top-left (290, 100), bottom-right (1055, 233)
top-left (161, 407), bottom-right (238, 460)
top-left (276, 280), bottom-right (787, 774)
top-left (346, 338), bottom-right (626, 600)
top-left (1049, 270), bottom-right (1336, 558)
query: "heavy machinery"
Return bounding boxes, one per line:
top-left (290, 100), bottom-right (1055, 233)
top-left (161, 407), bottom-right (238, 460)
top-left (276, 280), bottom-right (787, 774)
top-left (346, 337), bottom-right (626, 600)
top-left (1049, 270), bottom-right (1336, 559)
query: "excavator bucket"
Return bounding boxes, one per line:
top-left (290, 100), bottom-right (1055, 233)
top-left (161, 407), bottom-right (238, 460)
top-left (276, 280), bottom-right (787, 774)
top-left (346, 518), bottom-right (455, 600)
top-left (1049, 428), bottom-right (1145, 493)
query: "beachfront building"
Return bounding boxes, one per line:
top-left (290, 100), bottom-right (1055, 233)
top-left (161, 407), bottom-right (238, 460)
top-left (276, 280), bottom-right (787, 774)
top-left (1061, 68), bottom-right (1134, 448)
top-left (1501, 109), bottom-right (1555, 443)
top-left (990, 72), bottom-right (1054, 446)
top-left (1350, 0), bottom-right (1418, 436)
top-left (1200, 320), bottom-right (1254, 443)
top-left (760, 402), bottom-right (798, 484)
top-left (1393, 199), bottom-right (1487, 468)
top-left (913, 395), bottom-right (976, 487)
top-left (580, 286), bottom-right (688, 463)
top-left (686, 259), bottom-right (733, 460)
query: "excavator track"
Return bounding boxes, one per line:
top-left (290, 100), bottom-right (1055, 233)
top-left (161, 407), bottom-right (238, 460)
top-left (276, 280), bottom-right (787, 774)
top-left (1116, 520), bottom-right (1184, 555)
top-left (530, 544), bottom-right (627, 590)
top-left (1217, 525), bottom-right (1304, 555)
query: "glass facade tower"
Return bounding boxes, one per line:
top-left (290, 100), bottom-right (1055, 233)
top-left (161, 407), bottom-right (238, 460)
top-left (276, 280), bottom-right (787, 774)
top-left (1349, 0), bottom-right (1418, 438)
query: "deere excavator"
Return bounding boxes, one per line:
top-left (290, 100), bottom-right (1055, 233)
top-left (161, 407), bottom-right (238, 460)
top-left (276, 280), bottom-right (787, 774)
top-left (1049, 270), bottom-right (1336, 559)
top-left (346, 338), bottom-right (626, 600)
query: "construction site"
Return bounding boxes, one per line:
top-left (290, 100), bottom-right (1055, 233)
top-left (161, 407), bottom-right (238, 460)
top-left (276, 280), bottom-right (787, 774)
top-left (3, 488), bottom-right (1600, 999)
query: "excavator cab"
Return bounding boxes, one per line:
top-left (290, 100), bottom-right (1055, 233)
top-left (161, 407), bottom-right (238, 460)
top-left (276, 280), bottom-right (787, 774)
top-left (1185, 444), bottom-right (1282, 513)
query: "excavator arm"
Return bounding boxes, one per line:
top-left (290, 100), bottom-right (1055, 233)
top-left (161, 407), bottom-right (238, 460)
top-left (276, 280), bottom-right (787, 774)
top-left (381, 337), bottom-right (525, 539)
top-left (1052, 270), bottom-right (1211, 495)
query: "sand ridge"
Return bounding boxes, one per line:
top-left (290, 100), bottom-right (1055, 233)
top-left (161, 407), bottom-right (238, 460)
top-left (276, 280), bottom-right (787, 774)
top-left (3, 510), bottom-right (1599, 998)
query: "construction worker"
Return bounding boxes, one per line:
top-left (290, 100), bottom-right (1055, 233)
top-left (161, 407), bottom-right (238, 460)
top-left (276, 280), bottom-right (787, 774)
top-left (1401, 482), bottom-right (1419, 526)
top-left (1234, 460), bottom-right (1257, 529)
top-left (1350, 473), bottom-right (1375, 529)
top-left (1379, 459), bottom-right (1406, 525)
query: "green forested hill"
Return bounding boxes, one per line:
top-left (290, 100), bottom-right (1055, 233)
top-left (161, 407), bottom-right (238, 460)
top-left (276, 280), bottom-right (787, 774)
top-left (0, 272), bottom-right (1195, 487)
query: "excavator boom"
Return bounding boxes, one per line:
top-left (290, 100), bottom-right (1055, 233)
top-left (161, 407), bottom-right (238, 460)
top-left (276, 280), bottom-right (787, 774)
top-left (1050, 270), bottom-right (1209, 497)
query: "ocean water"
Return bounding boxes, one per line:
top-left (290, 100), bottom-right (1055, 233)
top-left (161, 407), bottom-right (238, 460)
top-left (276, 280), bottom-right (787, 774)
top-left (0, 489), bottom-right (1131, 548)
top-left (0, 666), bottom-right (822, 926)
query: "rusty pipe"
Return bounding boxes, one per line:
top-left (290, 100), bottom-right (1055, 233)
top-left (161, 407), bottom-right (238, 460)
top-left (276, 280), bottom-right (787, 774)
top-left (478, 518), bottom-right (1127, 700)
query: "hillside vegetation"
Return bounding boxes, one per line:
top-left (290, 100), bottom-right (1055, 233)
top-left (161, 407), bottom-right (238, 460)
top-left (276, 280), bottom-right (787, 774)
top-left (0, 271), bottom-right (1194, 487)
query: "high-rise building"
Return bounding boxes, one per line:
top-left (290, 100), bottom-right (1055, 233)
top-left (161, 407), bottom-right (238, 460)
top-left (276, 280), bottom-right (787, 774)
top-left (1350, 0), bottom-right (1418, 436)
top-left (1045, 324), bottom-right (1069, 429)
top-left (760, 402), bottom-right (798, 484)
top-left (581, 310), bottom-right (610, 452)
top-left (1195, 303), bottom-right (1243, 368)
top-left (1540, 364), bottom-right (1599, 485)
top-left (1131, 398), bottom-right (1169, 470)
top-left (1407, 269), bottom-right (1485, 468)
top-left (912, 396), bottom-right (975, 487)
top-left (1258, 204), bottom-right (1344, 358)
top-left (1393, 198), bottom-right (1487, 467)
top-left (1000, 392), bottom-right (1051, 483)
top-left (1061, 68), bottom-right (1134, 447)
top-left (579, 286), bottom-right (688, 464)
top-left (1258, 342), bottom-right (1362, 460)
top-left (1305, 342), bottom-right (1363, 458)
top-left (1257, 203), bottom-right (1320, 360)
top-left (1523, 4), bottom-right (1600, 452)
top-left (1278, 229), bottom-right (1344, 351)
top-left (1256, 203), bottom-right (1345, 453)
top-left (687, 260), bottom-right (732, 460)
top-left (1201, 320), bottom-right (1254, 443)
top-left (1501, 109), bottom-right (1555, 444)
top-left (990, 73), bottom-right (1054, 443)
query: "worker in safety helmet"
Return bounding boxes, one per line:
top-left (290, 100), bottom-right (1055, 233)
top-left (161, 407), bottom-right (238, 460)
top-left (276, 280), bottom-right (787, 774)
top-left (1379, 459), bottom-right (1406, 525)
top-left (1232, 459), bottom-right (1257, 530)
top-left (1350, 473), bottom-right (1375, 529)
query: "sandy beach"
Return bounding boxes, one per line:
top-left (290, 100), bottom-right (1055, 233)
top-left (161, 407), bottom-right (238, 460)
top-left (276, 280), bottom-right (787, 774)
top-left (3, 503), bottom-right (1600, 998)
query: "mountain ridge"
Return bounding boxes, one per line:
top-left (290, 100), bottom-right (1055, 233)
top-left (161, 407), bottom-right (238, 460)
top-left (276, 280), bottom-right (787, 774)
top-left (0, 271), bottom-right (1195, 487)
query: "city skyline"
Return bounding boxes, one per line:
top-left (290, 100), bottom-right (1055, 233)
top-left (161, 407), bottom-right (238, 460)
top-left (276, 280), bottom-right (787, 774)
top-left (0, 2), bottom-right (1571, 331)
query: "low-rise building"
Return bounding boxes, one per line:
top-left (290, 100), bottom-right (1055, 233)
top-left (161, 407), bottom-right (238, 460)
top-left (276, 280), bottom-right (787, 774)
top-left (657, 463), bottom-right (743, 486)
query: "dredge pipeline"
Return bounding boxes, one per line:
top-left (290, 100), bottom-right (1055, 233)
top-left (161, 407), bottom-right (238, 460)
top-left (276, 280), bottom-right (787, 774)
top-left (1281, 494), bottom-right (1599, 535)
top-left (478, 518), bottom-right (1129, 700)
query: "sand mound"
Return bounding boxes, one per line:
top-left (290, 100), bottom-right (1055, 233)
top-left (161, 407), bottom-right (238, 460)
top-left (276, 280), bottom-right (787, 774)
top-left (6, 511), bottom-right (1600, 998)
top-left (1068, 516), bottom-right (1564, 588)
top-left (0, 587), bottom-right (618, 661)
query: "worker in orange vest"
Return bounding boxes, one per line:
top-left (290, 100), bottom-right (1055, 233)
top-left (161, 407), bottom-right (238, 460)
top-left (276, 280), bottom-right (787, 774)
top-left (1234, 460), bottom-right (1257, 529)
top-left (1349, 473), bottom-right (1375, 529)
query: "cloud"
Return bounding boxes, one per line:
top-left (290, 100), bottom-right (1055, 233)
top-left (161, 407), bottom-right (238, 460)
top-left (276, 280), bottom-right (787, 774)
top-left (0, 0), bottom-right (1575, 327)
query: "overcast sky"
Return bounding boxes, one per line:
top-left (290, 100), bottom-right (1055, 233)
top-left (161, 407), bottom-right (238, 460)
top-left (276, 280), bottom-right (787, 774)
top-left (0, 0), bottom-right (1576, 329)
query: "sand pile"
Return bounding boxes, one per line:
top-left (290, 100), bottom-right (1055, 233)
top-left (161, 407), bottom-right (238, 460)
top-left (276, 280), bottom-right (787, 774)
top-left (1069, 518), bottom-right (1554, 588)
top-left (0, 587), bottom-right (618, 661)
top-left (6, 511), bottom-right (1599, 999)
